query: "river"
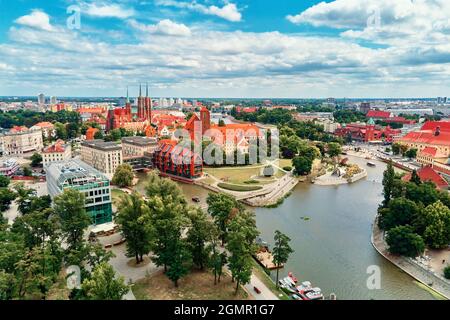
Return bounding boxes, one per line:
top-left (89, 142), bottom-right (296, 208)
top-left (135, 155), bottom-right (436, 300)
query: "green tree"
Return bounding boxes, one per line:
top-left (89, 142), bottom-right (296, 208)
top-left (226, 211), bottom-right (259, 295)
top-left (30, 153), bottom-right (43, 167)
top-left (186, 208), bottom-right (215, 270)
top-left (207, 192), bottom-right (243, 246)
top-left (94, 131), bottom-right (103, 140)
top-left (23, 166), bottom-right (32, 177)
top-left (421, 201), bottom-right (450, 249)
top-left (54, 122), bottom-right (67, 140)
top-left (116, 193), bottom-right (152, 264)
top-left (53, 189), bottom-right (91, 251)
top-left (273, 230), bottom-right (294, 288)
top-left (382, 161), bottom-right (395, 207)
top-left (444, 266), bottom-right (450, 280)
top-left (327, 142), bottom-right (342, 158)
top-left (0, 175), bottom-right (11, 188)
top-left (292, 155), bottom-right (313, 176)
top-left (112, 164), bottom-right (134, 188)
top-left (405, 148), bottom-right (418, 159)
top-left (386, 225), bottom-right (425, 257)
top-left (208, 232), bottom-right (227, 285)
top-left (81, 262), bottom-right (129, 300)
top-left (410, 170), bottom-right (421, 185)
top-left (391, 143), bottom-right (401, 155)
top-left (0, 188), bottom-right (16, 212)
top-left (166, 240), bottom-right (192, 287)
top-left (378, 197), bottom-right (419, 231)
top-left (147, 195), bottom-right (189, 273)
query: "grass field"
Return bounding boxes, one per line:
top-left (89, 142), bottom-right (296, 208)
top-left (132, 269), bottom-right (250, 300)
top-left (217, 182), bottom-right (263, 192)
top-left (204, 163), bottom-right (287, 185)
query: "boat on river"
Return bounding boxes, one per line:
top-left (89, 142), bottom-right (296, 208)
top-left (367, 161), bottom-right (376, 167)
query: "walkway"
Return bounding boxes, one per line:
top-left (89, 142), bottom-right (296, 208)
top-left (244, 274), bottom-right (278, 300)
top-left (372, 217), bottom-right (450, 299)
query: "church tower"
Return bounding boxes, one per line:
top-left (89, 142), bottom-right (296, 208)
top-left (200, 107), bottom-right (211, 134)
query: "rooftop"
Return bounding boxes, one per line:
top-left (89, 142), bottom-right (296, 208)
top-left (47, 159), bottom-right (108, 187)
top-left (81, 139), bottom-right (122, 151)
top-left (121, 136), bottom-right (158, 146)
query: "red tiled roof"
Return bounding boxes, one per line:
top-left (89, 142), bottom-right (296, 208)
top-left (402, 166), bottom-right (449, 188)
top-left (421, 121), bottom-right (450, 132)
top-left (43, 140), bottom-right (66, 153)
top-left (399, 130), bottom-right (450, 147)
top-left (420, 147), bottom-right (438, 157)
top-left (366, 110), bottom-right (392, 118)
top-left (34, 121), bottom-right (54, 128)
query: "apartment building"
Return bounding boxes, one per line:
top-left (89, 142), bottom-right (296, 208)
top-left (81, 139), bottom-right (122, 177)
top-left (0, 126), bottom-right (43, 156)
top-left (42, 139), bottom-right (72, 167)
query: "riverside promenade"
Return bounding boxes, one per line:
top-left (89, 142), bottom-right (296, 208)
top-left (371, 217), bottom-right (450, 299)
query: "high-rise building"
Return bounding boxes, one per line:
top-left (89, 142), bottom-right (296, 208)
top-left (50, 96), bottom-right (57, 105)
top-left (46, 159), bottom-right (113, 225)
top-left (38, 93), bottom-right (45, 105)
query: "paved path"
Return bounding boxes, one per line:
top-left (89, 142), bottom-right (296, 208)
top-left (372, 217), bottom-right (450, 299)
top-left (244, 274), bottom-right (279, 300)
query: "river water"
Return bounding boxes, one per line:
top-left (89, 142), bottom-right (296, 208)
top-left (136, 155), bottom-right (436, 300)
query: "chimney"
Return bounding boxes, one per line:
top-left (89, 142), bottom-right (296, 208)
top-left (435, 126), bottom-right (441, 136)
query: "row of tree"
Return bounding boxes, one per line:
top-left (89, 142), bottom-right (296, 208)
top-left (116, 173), bottom-right (294, 294)
top-left (0, 182), bottom-right (128, 300)
top-left (380, 163), bottom-right (450, 257)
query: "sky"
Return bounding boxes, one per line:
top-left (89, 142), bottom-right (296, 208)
top-left (0, 0), bottom-right (449, 98)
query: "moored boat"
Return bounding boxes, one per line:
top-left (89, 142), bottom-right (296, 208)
top-left (367, 161), bottom-right (376, 167)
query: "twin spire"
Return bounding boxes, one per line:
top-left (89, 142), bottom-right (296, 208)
top-left (137, 83), bottom-right (149, 97)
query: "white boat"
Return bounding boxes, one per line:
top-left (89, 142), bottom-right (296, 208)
top-left (291, 294), bottom-right (303, 300)
top-left (284, 276), bottom-right (296, 287)
top-left (296, 281), bottom-right (312, 292)
top-left (305, 288), bottom-right (324, 300)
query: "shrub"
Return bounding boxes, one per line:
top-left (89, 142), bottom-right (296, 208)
top-left (444, 266), bottom-right (450, 280)
top-left (283, 166), bottom-right (292, 171)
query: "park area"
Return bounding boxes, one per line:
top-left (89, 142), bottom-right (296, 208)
top-left (132, 269), bottom-right (250, 300)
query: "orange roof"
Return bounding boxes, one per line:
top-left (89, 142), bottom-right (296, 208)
top-left (399, 130), bottom-right (450, 147)
top-left (85, 127), bottom-right (99, 140)
top-left (402, 166), bottom-right (448, 189)
top-left (421, 121), bottom-right (450, 132)
top-left (77, 107), bottom-right (106, 114)
top-left (34, 121), bottom-right (54, 128)
top-left (10, 126), bottom-right (28, 133)
top-left (43, 140), bottom-right (66, 153)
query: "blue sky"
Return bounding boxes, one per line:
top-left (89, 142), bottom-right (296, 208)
top-left (0, 0), bottom-right (449, 98)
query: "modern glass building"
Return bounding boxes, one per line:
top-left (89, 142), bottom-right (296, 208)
top-left (46, 159), bottom-right (113, 225)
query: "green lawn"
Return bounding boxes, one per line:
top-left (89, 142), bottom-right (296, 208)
top-left (205, 164), bottom-right (286, 184)
top-left (217, 183), bottom-right (263, 192)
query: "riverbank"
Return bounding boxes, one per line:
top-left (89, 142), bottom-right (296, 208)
top-left (371, 216), bottom-right (450, 300)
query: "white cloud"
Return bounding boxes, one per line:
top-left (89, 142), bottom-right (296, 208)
top-left (129, 19), bottom-right (191, 36)
top-left (155, 1), bottom-right (242, 22)
top-left (2, 2), bottom-right (450, 97)
top-left (14, 9), bottom-right (53, 31)
top-left (82, 2), bottom-right (135, 19)
top-left (287, 0), bottom-right (450, 46)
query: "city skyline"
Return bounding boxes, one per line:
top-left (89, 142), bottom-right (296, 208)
top-left (1, 0), bottom-right (450, 98)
